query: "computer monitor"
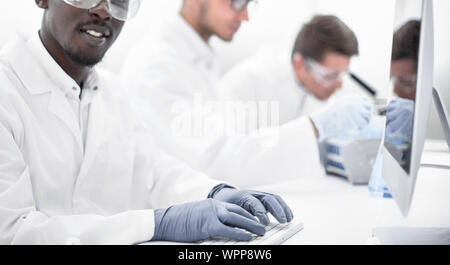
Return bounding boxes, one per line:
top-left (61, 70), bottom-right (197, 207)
top-left (381, 0), bottom-right (434, 217)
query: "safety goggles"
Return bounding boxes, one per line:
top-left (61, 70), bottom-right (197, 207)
top-left (231, 0), bottom-right (256, 11)
top-left (305, 58), bottom-right (348, 87)
top-left (391, 75), bottom-right (417, 93)
top-left (63, 0), bottom-right (142, 21)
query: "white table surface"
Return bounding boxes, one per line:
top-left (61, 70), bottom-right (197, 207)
top-left (250, 140), bottom-right (450, 244)
top-left (143, 140), bottom-right (449, 245)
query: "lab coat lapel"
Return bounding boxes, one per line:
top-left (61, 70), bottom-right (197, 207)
top-left (77, 92), bottom-right (105, 182)
top-left (47, 91), bottom-right (84, 152)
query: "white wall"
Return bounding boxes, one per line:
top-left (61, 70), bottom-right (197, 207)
top-left (1, 0), bottom-right (448, 140)
top-left (0, 2), bottom-right (42, 45)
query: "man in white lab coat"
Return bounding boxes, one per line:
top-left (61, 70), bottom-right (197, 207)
top-left (218, 15), bottom-right (361, 126)
top-left (121, 0), bottom-right (372, 187)
top-left (0, 0), bottom-right (294, 245)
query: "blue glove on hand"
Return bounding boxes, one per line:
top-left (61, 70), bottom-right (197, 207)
top-left (310, 96), bottom-right (373, 141)
top-left (211, 186), bottom-right (294, 226)
top-left (385, 97), bottom-right (414, 141)
top-left (152, 199), bottom-right (265, 243)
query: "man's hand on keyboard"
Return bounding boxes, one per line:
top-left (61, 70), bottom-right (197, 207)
top-left (152, 199), bottom-right (266, 243)
top-left (212, 187), bottom-right (294, 226)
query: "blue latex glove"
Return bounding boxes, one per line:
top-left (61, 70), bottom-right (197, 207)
top-left (310, 96), bottom-right (373, 141)
top-left (152, 199), bottom-right (266, 242)
top-left (211, 186), bottom-right (294, 226)
top-left (385, 97), bottom-right (414, 142)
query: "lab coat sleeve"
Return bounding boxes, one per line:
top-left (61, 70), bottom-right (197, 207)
top-left (189, 115), bottom-right (324, 188)
top-left (124, 55), bottom-right (325, 189)
top-left (0, 102), bottom-right (155, 245)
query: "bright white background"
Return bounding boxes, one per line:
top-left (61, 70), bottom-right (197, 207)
top-left (1, 0), bottom-right (449, 140)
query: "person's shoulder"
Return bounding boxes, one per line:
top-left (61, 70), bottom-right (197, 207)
top-left (0, 61), bottom-right (25, 126)
top-left (96, 68), bottom-right (142, 107)
top-left (0, 59), bottom-right (19, 97)
top-left (96, 68), bottom-right (123, 95)
top-left (0, 38), bottom-right (17, 82)
top-left (94, 67), bottom-right (138, 120)
top-left (0, 64), bottom-right (9, 95)
top-left (0, 32), bottom-right (42, 96)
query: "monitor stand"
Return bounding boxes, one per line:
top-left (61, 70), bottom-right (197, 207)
top-left (432, 87), bottom-right (450, 151)
top-left (420, 88), bottom-right (450, 170)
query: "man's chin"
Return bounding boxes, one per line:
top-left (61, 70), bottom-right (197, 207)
top-left (73, 57), bottom-right (102, 67)
top-left (65, 48), bottom-right (104, 67)
top-left (216, 32), bottom-right (235, 42)
top-left (313, 92), bottom-right (332, 101)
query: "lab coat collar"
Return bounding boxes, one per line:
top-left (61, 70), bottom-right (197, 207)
top-left (77, 91), bottom-right (105, 181)
top-left (1, 33), bottom-right (104, 155)
top-left (27, 32), bottom-right (101, 99)
top-left (1, 32), bottom-right (101, 98)
top-left (172, 14), bottom-right (215, 68)
top-left (27, 33), bottom-right (79, 95)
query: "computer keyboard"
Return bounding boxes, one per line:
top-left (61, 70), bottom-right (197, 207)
top-left (199, 221), bottom-right (304, 245)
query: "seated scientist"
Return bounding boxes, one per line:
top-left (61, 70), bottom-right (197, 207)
top-left (0, 0), bottom-right (293, 245)
top-left (218, 15), bottom-right (360, 126)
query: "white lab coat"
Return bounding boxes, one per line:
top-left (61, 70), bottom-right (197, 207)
top-left (217, 48), bottom-right (327, 127)
top-left (0, 33), bottom-right (222, 245)
top-left (121, 15), bottom-right (325, 189)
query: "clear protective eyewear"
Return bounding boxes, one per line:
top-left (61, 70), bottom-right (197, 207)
top-left (231, 0), bottom-right (256, 11)
top-left (391, 75), bottom-right (417, 94)
top-left (63, 0), bottom-right (142, 21)
top-left (305, 58), bottom-right (348, 87)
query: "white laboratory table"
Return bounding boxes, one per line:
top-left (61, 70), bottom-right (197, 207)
top-left (250, 140), bottom-right (450, 245)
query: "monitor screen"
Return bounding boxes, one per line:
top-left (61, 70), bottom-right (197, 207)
top-left (384, 0), bottom-right (423, 174)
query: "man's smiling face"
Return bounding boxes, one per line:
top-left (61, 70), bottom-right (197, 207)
top-left (39, 0), bottom-right (125, 66)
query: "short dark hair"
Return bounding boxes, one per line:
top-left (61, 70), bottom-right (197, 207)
top-left (292, 15), bottom-right (359, 62)
top-left (391, 20), bottom-right (421, 64)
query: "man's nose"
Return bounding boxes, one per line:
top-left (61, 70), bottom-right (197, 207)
top-left (89, 0), bottom-right (112, 21)
top-left (238, 6), bottom-right (249, 22)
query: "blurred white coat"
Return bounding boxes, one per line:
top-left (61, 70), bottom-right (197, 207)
top-left (121, 15), bottom-right (325, 189)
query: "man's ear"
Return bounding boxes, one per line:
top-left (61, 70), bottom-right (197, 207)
top-left (292, 53), bottom-right (305, 70)
top-left (35, 0), bottom-right (49, 9)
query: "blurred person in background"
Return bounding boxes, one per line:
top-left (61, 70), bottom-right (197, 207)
top-left (218, 15), bottom-right (360, 127)
top-left (121, 0), bottom-right (372, 188)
